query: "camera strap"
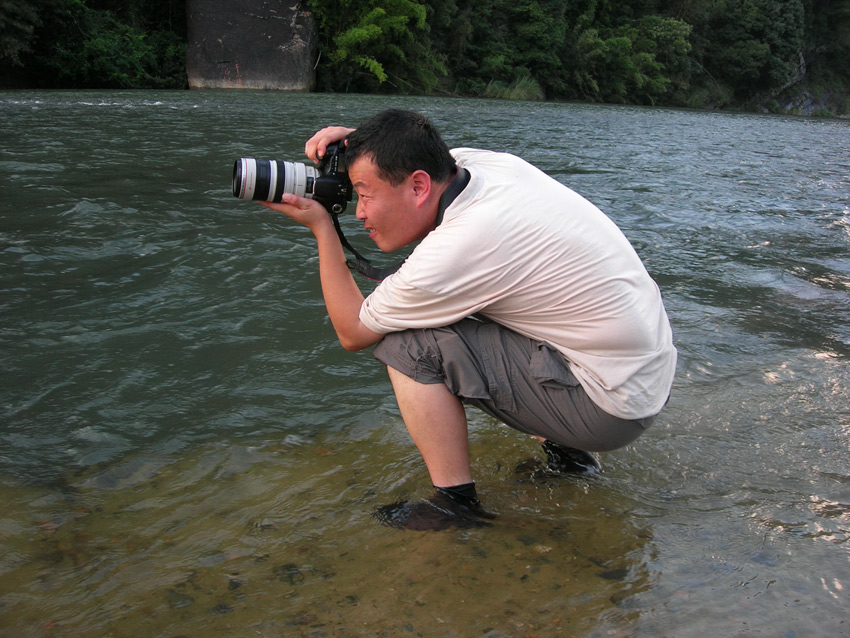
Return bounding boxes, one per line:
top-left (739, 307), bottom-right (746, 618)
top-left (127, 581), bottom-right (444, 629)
top-left (332, 168), bottom-right (470, 281)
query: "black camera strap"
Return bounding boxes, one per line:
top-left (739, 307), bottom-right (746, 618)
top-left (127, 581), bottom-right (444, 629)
top-left (331, 213), bottom-right (395, 282)
top-left (332, 168), bottom-right (470, 281)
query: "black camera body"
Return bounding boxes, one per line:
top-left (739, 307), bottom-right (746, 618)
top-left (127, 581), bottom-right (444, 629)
top-left (232, 142), bottom-right (353, 214)
top-left (310, 143), bottom-right (352, 214)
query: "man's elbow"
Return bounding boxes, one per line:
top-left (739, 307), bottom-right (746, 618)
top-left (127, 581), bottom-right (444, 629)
top-left (339, 336), bottom-right (367, 352)
top-left (337, 326), bottom-right (382, 352)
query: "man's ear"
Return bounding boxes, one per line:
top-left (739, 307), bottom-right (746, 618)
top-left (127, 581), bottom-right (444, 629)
top-left (409, 169), bottom-right (432, 206)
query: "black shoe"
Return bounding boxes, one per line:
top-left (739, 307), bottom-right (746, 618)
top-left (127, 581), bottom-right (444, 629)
top-left (516, 441), bottom-right (601, 480)
top-left (542, 440), bottom-right (601, 475)
top-left (373, 490), bottom-right (495, 531)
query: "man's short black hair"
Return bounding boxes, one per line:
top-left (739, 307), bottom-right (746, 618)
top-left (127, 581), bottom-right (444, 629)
top-left (346, 109), bottom-right (456, 186)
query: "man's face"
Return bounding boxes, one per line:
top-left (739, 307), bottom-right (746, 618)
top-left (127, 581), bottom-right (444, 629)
top-left (349, 155), bottom-right (427, 253)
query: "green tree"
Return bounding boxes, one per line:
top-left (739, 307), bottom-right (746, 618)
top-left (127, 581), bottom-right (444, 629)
top-left (0, 1), bottom-right (42, 65)
top-left (1, 0), bottom-right (185, 89)
top-left (633, 14), bottom-right (693, 100)
top-left (702, 0), bottom-right (805, 102)
top-left (567, 14), bottom-right (691, 104)
top-left (432, 0), bottom-right (565, 98)
top-left (308, 0), bottom-right (445, 93)
top-left (33, 0), bottom-right (155, 87)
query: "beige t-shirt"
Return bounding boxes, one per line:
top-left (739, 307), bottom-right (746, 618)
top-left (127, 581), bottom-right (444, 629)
top-left (360, 148), bottom-right (676, 420)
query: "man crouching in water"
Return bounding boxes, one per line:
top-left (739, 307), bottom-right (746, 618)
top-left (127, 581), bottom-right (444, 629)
top-left (262, 109), bottom-right (676, 530)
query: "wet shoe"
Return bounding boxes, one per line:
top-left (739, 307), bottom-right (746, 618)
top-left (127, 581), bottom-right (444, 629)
top-left (373, 490), bottom-right (495, 531)
top-left (542, 440), bottom-right (601, 475)
top-left (516, 440), bottom-right (601, 479)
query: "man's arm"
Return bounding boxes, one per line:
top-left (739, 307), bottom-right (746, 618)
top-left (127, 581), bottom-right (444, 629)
top-left (261, 194), bottom-right (384, 352)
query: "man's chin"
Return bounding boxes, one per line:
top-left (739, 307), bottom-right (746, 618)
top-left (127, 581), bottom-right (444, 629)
top-left (374, 239), bottom-right (399, 253)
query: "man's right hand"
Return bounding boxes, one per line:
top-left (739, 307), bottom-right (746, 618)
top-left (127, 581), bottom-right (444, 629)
top-left (305, 126), bottom-right (355, 164)
top-left (260, 193), bottom-right (331, 235)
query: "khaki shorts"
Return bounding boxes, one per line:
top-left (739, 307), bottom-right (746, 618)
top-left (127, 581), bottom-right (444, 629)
top-left (373, 318), bottom-right (653, 452)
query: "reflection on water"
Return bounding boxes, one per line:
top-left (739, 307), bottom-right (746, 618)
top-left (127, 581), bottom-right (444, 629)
top-left (1, 90), bottom-right (849, 636)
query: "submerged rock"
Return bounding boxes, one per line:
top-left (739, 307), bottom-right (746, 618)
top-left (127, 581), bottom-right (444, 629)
top-left (166, 588), bottom-right (195, 609)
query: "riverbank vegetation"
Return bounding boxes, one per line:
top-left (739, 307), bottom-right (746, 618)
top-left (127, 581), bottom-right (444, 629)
top-left (0, 0), bottom-right (186, 89)
top-left (1, 0), bottom-right (848, 115)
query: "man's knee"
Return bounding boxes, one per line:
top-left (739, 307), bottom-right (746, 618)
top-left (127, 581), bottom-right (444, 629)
top-left (374, 329), bottom-right (446, 384)
top-left (374, 324), bottom-right (494, 403)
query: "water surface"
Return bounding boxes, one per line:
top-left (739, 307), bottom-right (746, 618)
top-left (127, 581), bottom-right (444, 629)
top-left (1, 91), bottom-right (849, 636)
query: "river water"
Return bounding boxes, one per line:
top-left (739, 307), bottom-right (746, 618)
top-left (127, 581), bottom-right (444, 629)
top-left (1, 90), bottom-right (848, 637)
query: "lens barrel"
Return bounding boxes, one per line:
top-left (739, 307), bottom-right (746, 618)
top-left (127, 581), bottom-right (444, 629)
top-left (232, 158), bottom-right (318, 203)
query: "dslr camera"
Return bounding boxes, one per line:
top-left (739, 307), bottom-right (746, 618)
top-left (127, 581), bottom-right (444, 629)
top-left (232, 142), bottom-right (352, 214)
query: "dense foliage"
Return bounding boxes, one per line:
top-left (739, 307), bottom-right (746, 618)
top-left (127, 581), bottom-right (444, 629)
top-left (0, 0), bottom-right (186, 88)
top-left (307, 0), bottom-right (849, 113)
top-left (1, 0), bottom-right (847, 113)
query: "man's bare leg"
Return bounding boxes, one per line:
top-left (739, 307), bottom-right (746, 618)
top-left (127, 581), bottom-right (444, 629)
top-left (374, 366), bottom-right (493, 529)
top-left (386, 366), bottom-right (472, 488)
